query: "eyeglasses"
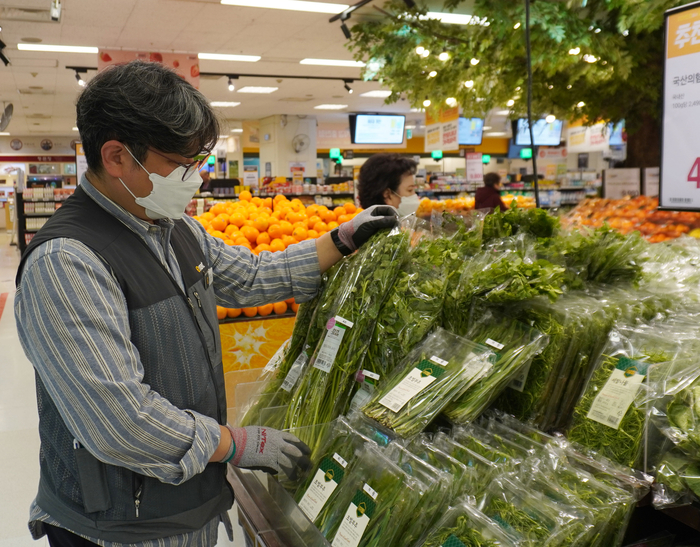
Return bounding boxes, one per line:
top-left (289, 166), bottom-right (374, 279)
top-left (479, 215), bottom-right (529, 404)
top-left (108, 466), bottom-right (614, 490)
top-left (147, 147), bottom-right (211, 181)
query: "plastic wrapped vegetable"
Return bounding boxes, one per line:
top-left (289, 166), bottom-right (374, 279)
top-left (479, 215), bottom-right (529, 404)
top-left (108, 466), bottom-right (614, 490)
top-left (653, 448), bottom-right (700, 509)
top-left (567, 328), bottom-right (669, 468)
top-left (418, 498), bottom-right (519, 547)
top-left (445, 315), bottom-right (547, 425)
top-left (482, 204), bottom-right (560, 245)
top-left (362, 328), bottom-right (492, 438)
top-left (382, 442), bottom-right (453, 546)
top-left (285, 226), bottom-right (411, 453)
top-left (452, 424), bottom-right (535, 464)
top-left (318, 444), bottom-right (422, 547)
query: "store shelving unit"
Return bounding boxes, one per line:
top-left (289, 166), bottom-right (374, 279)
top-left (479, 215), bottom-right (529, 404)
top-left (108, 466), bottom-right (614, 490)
top-left (15, 192), bottom-right (57, 253)
top-left (219, 311), bottom-right (296, 325)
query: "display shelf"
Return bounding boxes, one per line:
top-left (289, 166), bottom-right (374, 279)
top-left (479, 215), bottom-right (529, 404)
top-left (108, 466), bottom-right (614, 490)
top-left (219, 311), bottom-right (296, 324)
top-left (24, 212), bottom-right (55, 217)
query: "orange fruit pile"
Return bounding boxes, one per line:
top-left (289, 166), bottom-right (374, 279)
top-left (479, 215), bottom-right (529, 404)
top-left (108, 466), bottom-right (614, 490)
top-left (216, 297), bottom-right (300, 321)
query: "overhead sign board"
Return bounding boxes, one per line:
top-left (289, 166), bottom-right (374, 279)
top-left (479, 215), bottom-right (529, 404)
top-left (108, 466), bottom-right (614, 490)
top-left (661, 1), bottom-right (700, 210)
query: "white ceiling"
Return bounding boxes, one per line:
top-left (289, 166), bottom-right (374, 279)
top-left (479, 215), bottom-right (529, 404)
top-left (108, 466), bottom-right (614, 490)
top-left (0, 0), bottom-right (511, 137)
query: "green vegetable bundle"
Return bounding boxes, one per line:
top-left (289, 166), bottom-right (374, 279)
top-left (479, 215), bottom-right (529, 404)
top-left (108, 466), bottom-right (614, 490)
top-left (452, 424), bottom-right (534, 465)
top-left (318, 444), bottom-right (422, 547)
top-left (285, 227), bottom-right (410, 454)
top-left (444, 315), bottom-right (547, 425)
top-left (363, 328), bottom-right (491, 438)
top-left (419, 499), bottom-right (519, 547)
top-left (654, 449), bottom-right (700, 509)
top-left (482, 204), bottom-right (560, 245)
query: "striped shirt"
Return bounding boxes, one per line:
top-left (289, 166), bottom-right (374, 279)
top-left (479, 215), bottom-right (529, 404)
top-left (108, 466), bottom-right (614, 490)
top-left (15, 176), bottom-right (322, 547)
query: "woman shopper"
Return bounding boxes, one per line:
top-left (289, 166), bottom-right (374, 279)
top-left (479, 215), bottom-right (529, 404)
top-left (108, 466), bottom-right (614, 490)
top-left (357, 153), bottom-right (420, 216)
top-left (475, 172), bottom-right (508, 212)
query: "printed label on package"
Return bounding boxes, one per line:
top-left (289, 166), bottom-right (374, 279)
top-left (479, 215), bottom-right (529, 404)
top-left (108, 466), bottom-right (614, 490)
top-left (378, 360), bottom-right (446, 413)
top-left (429, 355), bottom-right (449, 367)
top-left (485, 338), bottom-right (505, 351)
top-left (362, 370), bottom-right (380, 381)
top-left (299, 454), bottom-right (347, 522)
top-left (587, 357), bottom-right (648, 430)
top-left (281, 351), bottom-right (309, 392)
top-left (335, 315), bottom-right (354, 329)
top-left (331, 486), bottom-right (377, 547)
top-left (264, 338), bottom-right (291, 372)
top-left (509, 361), bottom-right (532, 393)
top-left (314, 323), bottom-right (348, 373)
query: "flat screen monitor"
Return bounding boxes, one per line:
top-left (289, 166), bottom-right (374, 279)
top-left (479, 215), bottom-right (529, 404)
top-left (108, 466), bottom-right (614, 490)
top-left (350, 114), bottom-right (406, 145)
top-left (458, 117), bottom-right (484, 145)
top-left (513, 118), bottom-right (564, 146)
top-left (608, 120), bottom-right (626, 146)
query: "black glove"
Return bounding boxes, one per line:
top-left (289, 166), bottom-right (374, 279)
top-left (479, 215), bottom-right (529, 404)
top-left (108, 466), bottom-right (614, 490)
top-left (331, 205), bottom-right (399, 256)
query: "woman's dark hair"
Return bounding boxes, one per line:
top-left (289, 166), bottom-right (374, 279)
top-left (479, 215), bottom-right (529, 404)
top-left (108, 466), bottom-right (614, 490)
top-left (358, 154), bottom-right (418, 208)
top-left (483, 172), bottom-right (501, 188)
top-left (76, 60), bottom-right (220, 175)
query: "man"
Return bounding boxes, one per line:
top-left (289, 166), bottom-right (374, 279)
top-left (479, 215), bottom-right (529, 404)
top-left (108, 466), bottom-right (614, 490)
top-left (15, 61), bottom-right (397, 547)
top-left (199, 169), bottom-right (212, 192)
top-left (475, 172), bottom-right (508, 213)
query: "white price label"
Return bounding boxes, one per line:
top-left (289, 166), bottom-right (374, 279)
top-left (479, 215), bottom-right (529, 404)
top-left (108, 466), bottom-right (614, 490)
top-left (333, 453), bottom-right (348, 468)
top-left (362, 483), bottom-right (378, 500)
top-left (281, 351), bottom-right (309, 392)
top-left (335, 315), bottom-right (354, 329)
top-left (509, 361), bottom-right (532, 393)
top-left (429, 355), bottom-right (449, 367)
top-left (378, 367), bottom-right (438, 413)
top-left (485, 338), bottom-right (505, 351)
top-left (314, 325), bottom-right (347, 373)
top-left (362, 370), bottom-right (380, 381)
top-left (587, 368), bottom-right (645, 430)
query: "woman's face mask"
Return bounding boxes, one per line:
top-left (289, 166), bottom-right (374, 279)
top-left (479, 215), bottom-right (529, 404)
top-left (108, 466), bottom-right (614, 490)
top-left (392, 190), bottom-right (420, 217)
top-left (119, 146), bottom-right (203, 220)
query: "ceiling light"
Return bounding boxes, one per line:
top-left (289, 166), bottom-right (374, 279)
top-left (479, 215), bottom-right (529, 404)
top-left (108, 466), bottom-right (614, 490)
top-left (583, 54), bottom-right (598, 63)
top-left (545, 114), bottom-right (556, 123)
top-left (300, 58), bottom-right (365, 67)
top-left (446, 97), bottom-right (457, 106)
top-left (416, 46), bottom-right (425, 55)
top-left (220, 0), bottom-right (348, 14)
top-left (405, 124), bottom-right (416, 129)
top-left (198, 53), bottom-right (261, 62)
top-left (506, 99), bottom-right (515, 107)
top-left (423, 98), bottom-right (431, 107)
top-left (483, 126), bottom-right (492, 130)
top-left (72, 127), bottom-right (79, 131)
top-left (421, 49), bottom-right (430, 58)
top-left (231, 128), bottom-right (244, 133)
top-left (470, 58), bottom-right (480, 66)
top-left (74, 71), bottom-right (86, 87)
top-left (438, 51), bottom-right (450, 62)
top-left (426, 12), bottom-right (473, 25)
top-left (577, 101), bottom-right (585, 107)
top-left (18, 44), bottom-right (98, 54)
top-left (514, 22), bottom-right (521, 29)
top-left (464, 80), bottom-right (474, 88)
top-left (360, 90), bottom-right (392, 98)
top-left (219, 135), bottom-right (229, 139)
top-left (228, 78), bottom-right (236, 92)
top-left (344, 81), bottom-right (353, 94)
top-left (486, 132), bottom-right (507, 136)
top-left (211, 101), bottom-right (241, 107)
top-left (410, 108), bottom-right (425, 112)
top-left (237, 86), bottom-right (278, 93)
top-left (428, 70), bottom-right (437, 78)
top-left (568, 47), bottom-right (581, 55)
top-left (314, 104), bottom-right (348, 110)
top-left (0, 132), bottom-right (9, 136)
top-left (495, 110), bottom-right (510, 115)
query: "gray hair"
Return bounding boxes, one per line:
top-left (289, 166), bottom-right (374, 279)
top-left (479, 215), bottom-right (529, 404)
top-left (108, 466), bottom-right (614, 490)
top-left (76, 60), bottom-right (219, 175)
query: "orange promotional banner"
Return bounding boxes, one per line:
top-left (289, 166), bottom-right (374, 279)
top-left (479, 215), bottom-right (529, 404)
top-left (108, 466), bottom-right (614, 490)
top-left (97, 49), bottom-right (200, 88)
top-left (667, 6), bottom-right (700, 59)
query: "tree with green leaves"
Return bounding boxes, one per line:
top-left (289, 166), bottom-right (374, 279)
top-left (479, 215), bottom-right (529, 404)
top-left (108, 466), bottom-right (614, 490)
top-left (348, 0), bottom-right (688, 167)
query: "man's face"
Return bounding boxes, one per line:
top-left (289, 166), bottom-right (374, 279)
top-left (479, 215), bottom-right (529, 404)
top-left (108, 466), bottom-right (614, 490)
top-left (123, 147), bottom-right (197, 199)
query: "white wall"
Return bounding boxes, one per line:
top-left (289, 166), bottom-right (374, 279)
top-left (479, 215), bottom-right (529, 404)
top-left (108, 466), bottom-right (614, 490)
top-left (259, 115), bottom-right (318, 178)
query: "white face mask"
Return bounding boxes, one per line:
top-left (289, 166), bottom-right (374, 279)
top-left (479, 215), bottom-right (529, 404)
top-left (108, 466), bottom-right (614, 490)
top-left (393, 191), bottom-right (420, 217)
top-left (119, 147), bottom-right (203, 220)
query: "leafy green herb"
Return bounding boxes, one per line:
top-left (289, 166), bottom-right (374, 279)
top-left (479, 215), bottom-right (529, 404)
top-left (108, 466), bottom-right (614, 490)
top-left (422, 515), bottom-right (503, 547)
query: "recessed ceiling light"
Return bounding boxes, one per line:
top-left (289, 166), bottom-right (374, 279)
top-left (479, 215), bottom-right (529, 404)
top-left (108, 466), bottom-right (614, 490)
top-left (231, 128), bottom-right (244, 133)
top-left (210, 101), bottom-right (241, 107)
top-left (220, 0), bottom-right (348, 14)
top-left (486, 131), bottom-right (508, 136)
top-left (17, 44), bottom-right (98, 54)
top-left (300, 58), bottom-right (366, 68)
top-left (314, 104), bottom-right (348, 110)
top-left (198, 53), bottom-right (261, 62)
top-left (0, 132), bottom-right (10, 136)
top-left (72, 127), bottom-right (79, 131)
top-left (237, 86), bottom-right (278, 94)
top-left (360, 90), bottom-right (392, 98)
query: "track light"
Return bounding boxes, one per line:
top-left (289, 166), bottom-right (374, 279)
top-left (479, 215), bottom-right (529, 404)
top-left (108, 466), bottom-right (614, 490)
top-left (75, 70), bottom-right (86, 87)
top-left (228, 78), bottom-right (235, 91)
top-left (344, 80), bottom-right (353, 94)
top-left (341, 22), bottom-right (351, 39)
top-left (0, 40), bottom-right (9, 67)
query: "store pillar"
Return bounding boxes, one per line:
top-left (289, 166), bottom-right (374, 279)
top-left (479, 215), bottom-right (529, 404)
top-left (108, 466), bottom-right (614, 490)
top-left (259, 115), bottom-right (317, 179)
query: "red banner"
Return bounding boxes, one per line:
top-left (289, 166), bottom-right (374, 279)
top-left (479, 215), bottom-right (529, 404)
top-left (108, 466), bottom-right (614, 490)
top-left (98, 49), bottom-right (200, 88)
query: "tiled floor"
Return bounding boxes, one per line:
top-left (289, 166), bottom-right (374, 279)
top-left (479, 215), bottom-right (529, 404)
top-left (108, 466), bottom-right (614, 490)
top-left (0, 233), bottom-right (243, 546)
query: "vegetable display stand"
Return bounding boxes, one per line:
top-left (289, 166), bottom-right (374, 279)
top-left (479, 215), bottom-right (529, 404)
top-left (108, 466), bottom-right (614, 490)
top-left (227, 465), bottom-right (330, 547)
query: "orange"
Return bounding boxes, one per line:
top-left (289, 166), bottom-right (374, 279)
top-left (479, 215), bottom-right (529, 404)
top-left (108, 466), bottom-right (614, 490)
top-left (273, 301), bottom-right (288, 315)
top-left (216, 306), bottom-right (227, 320)
top-left (317, 230), bottom-right (327, 238)
top-left (355, 208), bottom-right (363, 214)
top-left (292, 226), bottom-right (308, 241)
top-left (313, 221), bottom-right (328, 233)
top-left (291, 302), bottom-right (300, 313)
top-left (258, 303), bottom-right (274, 316)
top-left (227, 308), bottom-right (242, 318)
top-left (282, 235), bottom-right (297, 248)
top-left (279, 221), bottom-right (294, 236)
top-left (307, 215), bottom-right (322, 230)
top-left (334, 206), bottom-right (347, 217)
top-left (307, 229), bottom-right (319, 239)
top-left (199, 219), bottom-right (211, 230)
top-left (285, 297), bottom-right (295, 305)
top-left (252, 217), bottom-right (269, 233)
top-left (229, 213), bottom-right (246, 228)
top-left (344, 202), bottom-right (357, 214)
top-left (239, 190), bottom-right (252, 202)
top-left (240, 225), bottom-right (260, 244)
top-left (255, 243), bottom-right (272, 253)
top-left (251, 197), bottom-right (262, 207)
top-left (210, 203), bottom-right (227, 216)
top-left (317, 205), bottom-right (329, 215)
top-left (268, 223), bottom-right (284, 240)
top-left (224, 239), bottom-right (236, 246)
top-left (224, 224), bottom-right (239, 237)
top-left (210, 216), bottom-right (228, 232)
top-left (210, 230), bottom-right (225, 239)
top-left (201, 211), bottom-right (215, 221)
top-left (242, 307), bottom-right (258, 318)
top-left (242, 219), bottom-right (254, 228)
top-left (273, 194), bottom-right (287, 203)
top-left (287, 211), bottom-right (305, 224)
top-left (321, 209), bottom-right (336, 223)
top-left (337, 214), bottom-right (351, 225)
top-left (233, 236), bottom-right (252, 248)
top-left (327, 221), bottom-right (339, 231)
top-left (270, 239), bottom-right (286, 252)
top-left (306, 204), bottom-right (320, 217)
top-left (256, 232), bottom-right (271, 246)
top-left (263, 197), bottom-right (273, 209)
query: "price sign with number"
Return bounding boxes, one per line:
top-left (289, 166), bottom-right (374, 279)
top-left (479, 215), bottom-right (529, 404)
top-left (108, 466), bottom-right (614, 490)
top-left (661, 3), bottom-right (700, 210)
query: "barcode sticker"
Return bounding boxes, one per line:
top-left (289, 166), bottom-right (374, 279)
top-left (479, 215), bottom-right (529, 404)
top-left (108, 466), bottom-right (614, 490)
top-left (485, 338), bottom-right (505, 351)
top-left (281, 352), bottom-right (309, 392)
top-left (313, 324), bottom-right (347, 373)
top-left (429, 355), bottom-right (449, 367)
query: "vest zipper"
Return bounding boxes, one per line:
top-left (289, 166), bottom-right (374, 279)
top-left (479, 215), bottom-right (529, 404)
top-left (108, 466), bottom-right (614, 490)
top-left (135, 486), bottom-right (142, 518)
top-left (194, 290), bottom-right (219, 342)
top-left (133, 475), bottom-right (143, 518)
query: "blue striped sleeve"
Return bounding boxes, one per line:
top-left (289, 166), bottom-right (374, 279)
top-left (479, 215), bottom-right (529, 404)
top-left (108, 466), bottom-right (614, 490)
top-left (15, 239), bottom-right (222, 485)
top-left (181, 215), bottom-right (322, 307)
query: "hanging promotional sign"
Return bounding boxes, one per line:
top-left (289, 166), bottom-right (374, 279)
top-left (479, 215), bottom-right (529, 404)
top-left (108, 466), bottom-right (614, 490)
top-left (97, 49), bottom-right (200, 89)
top-left (466, 153), bottom-right (483, 182)
top-left (602, 168), bottom-right (641, 199)
top-left (424, 107), bottom-right (460, 152)
top-left (660, 1), bottom-right (700, 210)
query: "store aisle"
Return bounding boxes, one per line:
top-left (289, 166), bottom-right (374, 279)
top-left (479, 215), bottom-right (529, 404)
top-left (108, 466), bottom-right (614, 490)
top-left (0, 234), bottom-right (240, 546)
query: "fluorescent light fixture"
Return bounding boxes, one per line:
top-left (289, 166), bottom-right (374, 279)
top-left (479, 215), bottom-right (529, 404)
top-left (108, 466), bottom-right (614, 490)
top-left (360, 90), bottom-right (392, 98)
top-left (220, 0), bottom-right (348, 13)
top-left (0, 132), bottom-right (10, 136)
top-left (231, 128), bottom-right (244, 133)
top-left (219, 135), bottom-right (230, 139)
top-left (211, 101), bottom-right (241, 107)
top-left (17, 43), bottom-right (98, 54)
top-left (426, 12), bottom-right (473, 25)
top-left (314, 104), bottom-right (348, 110)
top-left (72, 127), bottom-right (79, 131)
top-left (300, 58), bottom-right (365, 67)
top-left (485, 131), bottom-right (507, 136)
top-left (198, 53), bottom-right (261, 62)
top-left (483, 126), bottom-right (492, 130)
top-left (495, 110), bottom-right (510, 116)
top-left (237, 86), bottom-right (278, 93)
